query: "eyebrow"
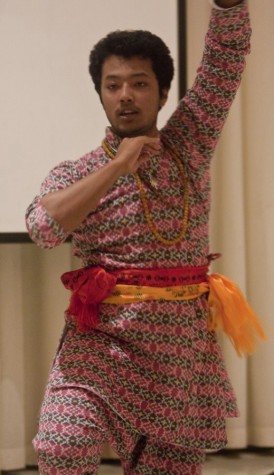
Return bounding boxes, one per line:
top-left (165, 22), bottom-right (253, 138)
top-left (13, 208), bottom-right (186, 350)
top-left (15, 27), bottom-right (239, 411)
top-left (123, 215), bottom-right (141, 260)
top-left (104, 72), bottom-right (150, 81)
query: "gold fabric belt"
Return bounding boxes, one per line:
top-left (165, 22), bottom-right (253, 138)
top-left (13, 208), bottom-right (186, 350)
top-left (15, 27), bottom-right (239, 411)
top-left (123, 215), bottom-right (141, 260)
top-left (104, 282), bottom-right (209, 304)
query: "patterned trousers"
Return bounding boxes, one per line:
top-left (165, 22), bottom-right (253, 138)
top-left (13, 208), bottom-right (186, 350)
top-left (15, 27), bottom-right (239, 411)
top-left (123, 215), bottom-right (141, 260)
top-left (33, 386), bottom-right (205, 474)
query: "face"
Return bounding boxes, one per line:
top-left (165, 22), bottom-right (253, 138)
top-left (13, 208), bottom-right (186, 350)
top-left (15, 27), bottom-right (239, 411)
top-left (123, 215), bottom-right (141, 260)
top-left (100, 55), bottom-right (168, 138)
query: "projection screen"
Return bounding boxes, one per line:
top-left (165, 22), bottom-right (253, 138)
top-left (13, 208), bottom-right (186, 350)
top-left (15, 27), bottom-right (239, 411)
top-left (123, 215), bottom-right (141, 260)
top-left (0, 0), bottom-right (183, 238)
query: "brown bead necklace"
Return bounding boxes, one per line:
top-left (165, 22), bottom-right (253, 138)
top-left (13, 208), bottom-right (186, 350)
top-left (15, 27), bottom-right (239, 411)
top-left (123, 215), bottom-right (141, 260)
top-left (101, 139), bottom-right (189, 246)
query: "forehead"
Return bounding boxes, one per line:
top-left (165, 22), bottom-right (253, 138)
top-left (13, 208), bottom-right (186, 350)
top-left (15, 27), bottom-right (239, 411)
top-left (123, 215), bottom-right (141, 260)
top-left (101, 55), bottom-right (156, 80)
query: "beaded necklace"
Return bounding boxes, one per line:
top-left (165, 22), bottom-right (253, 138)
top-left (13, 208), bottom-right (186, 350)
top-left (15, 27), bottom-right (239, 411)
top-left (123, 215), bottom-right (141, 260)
top-left (101, 139), bottom-right (189, 246)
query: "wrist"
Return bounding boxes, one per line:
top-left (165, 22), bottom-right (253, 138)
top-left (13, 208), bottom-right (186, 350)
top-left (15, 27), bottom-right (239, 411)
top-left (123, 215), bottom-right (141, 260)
top-left (214, 0), bottom-right (243, 8)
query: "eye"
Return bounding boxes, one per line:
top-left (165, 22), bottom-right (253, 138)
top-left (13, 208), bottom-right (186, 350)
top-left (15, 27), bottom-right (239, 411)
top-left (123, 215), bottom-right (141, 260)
top-left (107, 83), bottom-right (119, 91)
top-left (135, 81), bottom-right (147, 88)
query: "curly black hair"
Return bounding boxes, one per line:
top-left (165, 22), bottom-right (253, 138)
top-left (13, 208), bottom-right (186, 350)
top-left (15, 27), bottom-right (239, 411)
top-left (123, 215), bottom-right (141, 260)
top-left (89, 30), bottom-right (174, 98)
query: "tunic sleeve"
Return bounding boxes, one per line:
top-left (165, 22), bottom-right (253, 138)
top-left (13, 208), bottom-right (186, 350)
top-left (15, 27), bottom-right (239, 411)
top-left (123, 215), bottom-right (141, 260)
top-left (162, 2), bottom-right (251, 170)
top-left (25, 160), bottom-right (82, 248)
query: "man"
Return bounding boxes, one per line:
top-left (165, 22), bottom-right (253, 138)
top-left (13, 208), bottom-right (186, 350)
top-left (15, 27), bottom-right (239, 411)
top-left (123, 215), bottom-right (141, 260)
top-left (26, 1), bottom-right (252, 473)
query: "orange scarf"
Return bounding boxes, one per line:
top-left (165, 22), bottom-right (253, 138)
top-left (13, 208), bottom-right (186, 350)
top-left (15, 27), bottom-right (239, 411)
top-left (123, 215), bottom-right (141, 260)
top-left (207, 274), bottom-right (267, 357)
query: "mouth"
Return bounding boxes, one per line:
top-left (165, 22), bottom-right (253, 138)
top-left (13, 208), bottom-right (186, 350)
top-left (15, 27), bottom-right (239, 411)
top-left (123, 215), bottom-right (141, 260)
top-left (118, 109), bottom-right (138, 119)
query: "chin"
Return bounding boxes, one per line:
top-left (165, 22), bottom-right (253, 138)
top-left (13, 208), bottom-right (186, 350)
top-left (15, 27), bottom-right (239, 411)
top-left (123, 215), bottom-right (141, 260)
top-left (111, 127), bottom-right (141, 138)
top-left (112, 125), bottom-right (156, 139)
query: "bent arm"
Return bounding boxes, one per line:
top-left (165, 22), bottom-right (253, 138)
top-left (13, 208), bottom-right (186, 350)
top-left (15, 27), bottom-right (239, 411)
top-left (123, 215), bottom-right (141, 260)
top-left (40, 158), bottom-right (125, 233)
top-left (26, 136), bottom-right (160, 247)
top-left (40, 136), bottom-right (160, 233)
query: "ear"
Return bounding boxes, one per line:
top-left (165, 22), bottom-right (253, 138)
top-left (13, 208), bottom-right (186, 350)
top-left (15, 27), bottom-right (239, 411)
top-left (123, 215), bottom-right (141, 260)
top-left (159, 88), bottom-right (169, 109)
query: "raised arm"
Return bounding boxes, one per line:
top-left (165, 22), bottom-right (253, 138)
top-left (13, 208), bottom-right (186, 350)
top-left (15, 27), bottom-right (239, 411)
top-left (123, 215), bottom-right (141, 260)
top-left (162, 0), bottom-right (251, 168)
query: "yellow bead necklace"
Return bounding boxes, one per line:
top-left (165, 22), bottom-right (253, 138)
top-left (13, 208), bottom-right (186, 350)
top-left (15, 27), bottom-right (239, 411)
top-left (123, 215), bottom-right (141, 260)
top-left (101, 139), bottom-right (189, 246)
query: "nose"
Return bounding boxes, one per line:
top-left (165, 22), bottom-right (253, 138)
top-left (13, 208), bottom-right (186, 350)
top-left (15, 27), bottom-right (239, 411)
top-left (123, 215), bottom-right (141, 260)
top-left (120, 83), bottom-right (133, 102)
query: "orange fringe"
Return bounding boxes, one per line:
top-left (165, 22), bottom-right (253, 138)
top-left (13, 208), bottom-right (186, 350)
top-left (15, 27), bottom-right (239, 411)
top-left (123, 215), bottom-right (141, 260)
top-left (207, 273), bottom-right (268, 357)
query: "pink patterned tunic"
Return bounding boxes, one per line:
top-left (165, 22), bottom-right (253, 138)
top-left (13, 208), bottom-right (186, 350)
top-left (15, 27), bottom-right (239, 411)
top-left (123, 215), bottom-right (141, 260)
top-left (26, 4), bottom-right (251, 450)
